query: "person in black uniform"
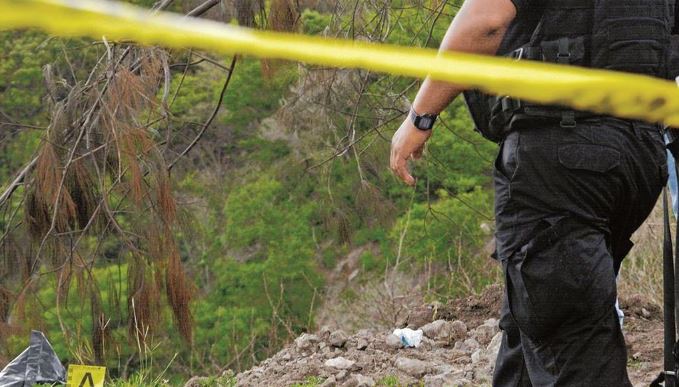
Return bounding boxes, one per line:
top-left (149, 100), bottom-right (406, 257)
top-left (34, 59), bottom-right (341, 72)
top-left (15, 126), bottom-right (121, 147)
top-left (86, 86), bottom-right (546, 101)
top-left (390, 0), bottom-right (678, 385)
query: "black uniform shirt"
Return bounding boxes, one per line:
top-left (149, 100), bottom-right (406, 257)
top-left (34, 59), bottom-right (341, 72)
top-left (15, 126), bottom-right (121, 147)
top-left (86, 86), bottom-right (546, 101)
top-left (497, 0), bottom-right (544, 55)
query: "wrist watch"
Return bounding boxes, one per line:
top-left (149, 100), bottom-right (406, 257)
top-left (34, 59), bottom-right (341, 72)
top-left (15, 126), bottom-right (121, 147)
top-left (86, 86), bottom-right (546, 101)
top-left (409, 108), bottom-right (438, 131)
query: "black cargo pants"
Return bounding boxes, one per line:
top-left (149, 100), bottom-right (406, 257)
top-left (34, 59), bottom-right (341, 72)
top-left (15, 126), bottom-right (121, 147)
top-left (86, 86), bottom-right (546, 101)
top-left (491, 118), bottom-right (667, 387)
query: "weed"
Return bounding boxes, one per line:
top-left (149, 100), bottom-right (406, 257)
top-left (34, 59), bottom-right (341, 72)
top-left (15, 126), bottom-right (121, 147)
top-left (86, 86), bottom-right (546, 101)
top-left (377, 375), bottom-right (401, 386)
top-left (291, 375), bottom-right (324, 387)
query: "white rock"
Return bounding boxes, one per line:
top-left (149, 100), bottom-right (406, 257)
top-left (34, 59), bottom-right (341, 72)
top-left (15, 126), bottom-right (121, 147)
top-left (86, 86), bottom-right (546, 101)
top-left (348, 374), bottom-right (375, 387)
top-left (487, 331), bottom-right (503, 362)
top-left (295, 333), bottom-right (320, 351)
top-left (325, 356), bottom-right (355, 370)
top-left (484, 318), bottom-right (499, 328)
top-left (395, 357), bottom-right (431, 377)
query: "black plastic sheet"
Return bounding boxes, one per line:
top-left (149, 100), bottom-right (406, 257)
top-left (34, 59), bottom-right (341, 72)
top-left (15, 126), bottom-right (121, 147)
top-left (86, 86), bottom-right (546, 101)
top-left (0, 330), bottom-right (66, 387)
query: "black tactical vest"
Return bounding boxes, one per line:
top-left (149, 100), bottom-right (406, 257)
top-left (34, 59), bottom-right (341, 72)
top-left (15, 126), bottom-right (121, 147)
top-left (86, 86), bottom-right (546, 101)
top-left (465, 0), bottom-right (678, 143)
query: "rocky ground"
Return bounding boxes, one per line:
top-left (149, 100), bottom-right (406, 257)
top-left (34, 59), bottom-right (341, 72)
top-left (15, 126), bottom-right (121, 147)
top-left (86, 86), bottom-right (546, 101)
top-left (189, 285), bottom-right (665, 386)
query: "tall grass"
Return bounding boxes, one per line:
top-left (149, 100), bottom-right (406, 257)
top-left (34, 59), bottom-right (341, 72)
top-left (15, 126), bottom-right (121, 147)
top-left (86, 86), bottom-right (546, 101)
top-left (619, 198), bottom-right (666, 307)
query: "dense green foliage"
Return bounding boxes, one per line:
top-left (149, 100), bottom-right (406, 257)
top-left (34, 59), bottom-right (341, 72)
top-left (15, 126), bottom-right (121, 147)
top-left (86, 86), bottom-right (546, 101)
top-left (0, 1), bottom-right (499, 384)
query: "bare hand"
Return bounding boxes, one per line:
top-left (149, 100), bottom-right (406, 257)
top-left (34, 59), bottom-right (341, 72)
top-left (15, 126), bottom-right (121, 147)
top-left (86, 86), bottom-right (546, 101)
top-left (390, 118), bottom-right (432, 186)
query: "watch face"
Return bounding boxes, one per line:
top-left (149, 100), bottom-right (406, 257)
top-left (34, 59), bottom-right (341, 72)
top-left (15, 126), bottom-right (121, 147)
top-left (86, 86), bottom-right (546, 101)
top-left (420, 117), bottom-right (433, 128)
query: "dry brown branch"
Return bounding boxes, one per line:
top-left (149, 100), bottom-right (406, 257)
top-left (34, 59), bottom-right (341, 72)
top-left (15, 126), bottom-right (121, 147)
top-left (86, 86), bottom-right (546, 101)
top-left (169, 56), bottom-right (238, 170)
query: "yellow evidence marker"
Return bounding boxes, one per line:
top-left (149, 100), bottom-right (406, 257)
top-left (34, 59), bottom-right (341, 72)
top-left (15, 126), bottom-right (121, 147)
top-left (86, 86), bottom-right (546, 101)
top-left (66, 364), bottom-right (106, 387)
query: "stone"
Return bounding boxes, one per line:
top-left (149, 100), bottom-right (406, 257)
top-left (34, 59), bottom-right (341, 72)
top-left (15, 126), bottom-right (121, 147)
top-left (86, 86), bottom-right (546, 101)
top-left (471, 349), bottom-right (482, 364)
top-left (464, 370), bottom-right (475, 380)
top-left (320, 325), bottom-right (332, 339)
top-left (421, 320), bottom-right (447, 340)
top-left (321, 375), bottom-right (337, 387)
top-left (395, 356), bottom-right (431, 377)
top-left (344, 374), bottom-right (375, 387)
top-left (330, 330), bottom-right (349, 348)
top-left (463, 338), bottom-right (480, 352)
top-left (452, 378), bottom-right (472, 386)
top-left (417, 336), bottom-right (435, 350)
top-left (453, 340), bottom-right (471, 353)
top-left (421, 320), bottom-right (467, 344)
top-left (356, 338), bottom-right (369, 350)
top-left (453, 337), bottom-right (481, 354)
top-left (295, 333), bottom-right (320, 351)
top-left (473, 320), bottom-right (499, 346)
top-left (432, 364), bottom-right (456, 375)
top-left (449, 320), bottom-right (468, 341)
top-left (337, 370), bottom-right (348, 381)
top-left (423, 371), bottom-right (467, 387)
top-left (385, 334), bottom-right (404, 349)
top-left (325, 357), bottom-right (356, 370)
top-left (487, 332), bottom-right (503, 362)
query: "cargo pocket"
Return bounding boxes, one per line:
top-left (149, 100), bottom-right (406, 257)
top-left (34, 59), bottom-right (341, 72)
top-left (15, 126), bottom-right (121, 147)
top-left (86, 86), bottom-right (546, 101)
top-left (505, 217), bottom-right (617, 343)
top-left (558, 143), bottom-right (620, 173)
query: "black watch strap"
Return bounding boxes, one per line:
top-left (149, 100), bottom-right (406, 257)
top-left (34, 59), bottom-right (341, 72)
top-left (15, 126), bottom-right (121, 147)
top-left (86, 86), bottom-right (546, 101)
top-left (409, 108), bottom-right (438, 131)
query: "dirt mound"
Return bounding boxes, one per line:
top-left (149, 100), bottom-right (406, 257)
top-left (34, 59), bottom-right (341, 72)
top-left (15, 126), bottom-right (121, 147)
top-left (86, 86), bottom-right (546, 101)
top-left (236, 318), bottom-right (502, 386)
top-left (435, 285), bottom-right (503, 329)
top-left (224, 287), bottom-right (664, 387)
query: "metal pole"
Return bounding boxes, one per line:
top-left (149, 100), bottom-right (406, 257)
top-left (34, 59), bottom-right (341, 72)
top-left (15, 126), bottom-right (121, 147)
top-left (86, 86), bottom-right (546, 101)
top-left (663, 188), bottom-right (676, 387)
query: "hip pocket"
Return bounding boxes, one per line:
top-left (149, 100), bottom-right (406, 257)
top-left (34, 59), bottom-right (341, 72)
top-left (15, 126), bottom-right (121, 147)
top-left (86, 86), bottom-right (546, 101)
top-left (494, 131), bottom-right (520, 181)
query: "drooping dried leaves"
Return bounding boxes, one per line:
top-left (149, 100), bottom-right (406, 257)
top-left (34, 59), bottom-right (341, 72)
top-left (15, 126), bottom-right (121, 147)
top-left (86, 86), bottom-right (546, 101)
top-left (1, 47), bottom-right (194, 358)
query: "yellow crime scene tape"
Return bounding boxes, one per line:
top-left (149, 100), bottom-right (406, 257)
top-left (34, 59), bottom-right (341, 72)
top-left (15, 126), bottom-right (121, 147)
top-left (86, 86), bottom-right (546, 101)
top-left (1, 0), bottom-right (679, 126)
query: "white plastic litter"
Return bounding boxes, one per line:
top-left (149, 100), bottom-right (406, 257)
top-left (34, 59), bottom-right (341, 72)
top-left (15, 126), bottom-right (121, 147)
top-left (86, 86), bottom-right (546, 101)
top-left (615, 298), bottom-right (624, 328)
top-left (392, 328), bottom-right (423, 348)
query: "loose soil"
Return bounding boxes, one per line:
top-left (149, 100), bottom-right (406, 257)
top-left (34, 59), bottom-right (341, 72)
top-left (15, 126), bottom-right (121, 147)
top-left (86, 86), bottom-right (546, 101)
top-left (221, 286), bottom-right (664, 386)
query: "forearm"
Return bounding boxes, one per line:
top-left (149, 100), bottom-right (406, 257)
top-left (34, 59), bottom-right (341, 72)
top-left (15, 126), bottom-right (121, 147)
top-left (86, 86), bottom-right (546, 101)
top-left (412, 1), bottom-right (515, 115)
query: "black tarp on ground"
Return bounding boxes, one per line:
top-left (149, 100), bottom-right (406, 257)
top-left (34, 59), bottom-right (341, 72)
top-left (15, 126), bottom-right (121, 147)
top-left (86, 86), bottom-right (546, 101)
top-left (0, 330), bottom-right (66, 387)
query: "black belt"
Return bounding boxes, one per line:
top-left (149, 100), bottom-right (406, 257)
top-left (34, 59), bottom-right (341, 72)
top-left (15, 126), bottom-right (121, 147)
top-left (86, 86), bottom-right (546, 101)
top-left (504, 38), bottom-right (578, 128)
